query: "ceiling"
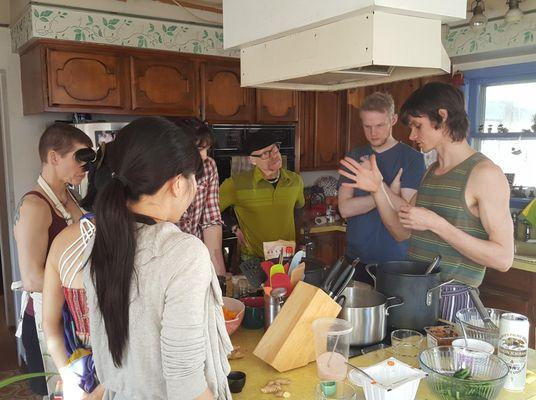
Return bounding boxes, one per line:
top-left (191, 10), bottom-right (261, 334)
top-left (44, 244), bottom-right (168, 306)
top-left (160, 0), bottom-right (536, 24)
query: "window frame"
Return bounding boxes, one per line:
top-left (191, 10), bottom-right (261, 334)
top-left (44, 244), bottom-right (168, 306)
top-left (465, 61), bottom-right (536, 141)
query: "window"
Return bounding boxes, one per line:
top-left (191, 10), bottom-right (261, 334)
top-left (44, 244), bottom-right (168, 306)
top-left (466, 63), bottom-right (536, 190)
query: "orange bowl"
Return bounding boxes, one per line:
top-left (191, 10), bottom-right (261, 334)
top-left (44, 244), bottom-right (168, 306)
top-left (223, 297), bottom-right (245, 336)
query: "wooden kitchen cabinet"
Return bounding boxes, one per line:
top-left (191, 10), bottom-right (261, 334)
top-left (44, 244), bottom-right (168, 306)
top-left (309, 231), bottom-right (346, 266)
top-left (200, 60), bottom-right (255, 123)
top-left (479, 267), bottom-right (536, 348)
top-left (21, 41), bottom-right (130, 114)
top-left (299, 91), bottom-right (345, 171)
top-left (256, 89), bottom-right (298, 123)
top-left (130, 55), bottom-right (199, 116)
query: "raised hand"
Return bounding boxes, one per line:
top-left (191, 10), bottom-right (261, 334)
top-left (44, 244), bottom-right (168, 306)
top-left (338, 154), bottom-right (383, 193)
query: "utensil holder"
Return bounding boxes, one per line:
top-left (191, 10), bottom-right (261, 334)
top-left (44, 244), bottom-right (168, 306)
top-left (253, 281), bottom-right (342, 372)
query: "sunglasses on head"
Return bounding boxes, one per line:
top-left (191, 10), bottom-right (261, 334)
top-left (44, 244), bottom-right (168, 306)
top-left (74, 147), bottom-right (97, 171)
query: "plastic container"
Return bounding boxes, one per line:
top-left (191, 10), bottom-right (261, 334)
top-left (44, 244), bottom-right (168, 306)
top-left (348, 357), bottom-right (426, 400)
top-left (312, 318), bottom-right (353, 382)
top-left (424, 325), bottom-right (460, 347)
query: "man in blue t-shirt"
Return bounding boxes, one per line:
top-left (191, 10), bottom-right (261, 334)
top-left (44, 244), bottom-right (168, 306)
top-left (338, 92), bottom-right (425, 283)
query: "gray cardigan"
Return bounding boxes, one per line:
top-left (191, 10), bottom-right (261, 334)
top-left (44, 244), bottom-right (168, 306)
top-left (84, 222), bottom-right (232, 400)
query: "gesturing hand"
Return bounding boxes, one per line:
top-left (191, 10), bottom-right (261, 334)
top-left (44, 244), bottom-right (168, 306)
top-left (398, 204), bottom-right (441, 232)
top-left (338, 154), bottom-right (383, 193)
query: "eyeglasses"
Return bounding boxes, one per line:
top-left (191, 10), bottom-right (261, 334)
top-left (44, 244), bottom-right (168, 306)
top-left (74, 147), bottom-right (97, 171)
top-left (250, 142), bottom-right (281, 160)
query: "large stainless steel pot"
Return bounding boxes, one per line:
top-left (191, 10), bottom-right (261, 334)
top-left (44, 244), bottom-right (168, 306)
top-left (365, 261), bottom-right (453, 331)
top-left (338, 283), bottom-right (403, 346)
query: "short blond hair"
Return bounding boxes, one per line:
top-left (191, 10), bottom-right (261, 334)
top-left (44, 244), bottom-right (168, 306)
top-left (360, 92), bottom-right (395, 116)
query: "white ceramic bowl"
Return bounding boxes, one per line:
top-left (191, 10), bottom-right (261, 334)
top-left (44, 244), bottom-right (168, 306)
top-left (452, 338), bottom-right (494, 354)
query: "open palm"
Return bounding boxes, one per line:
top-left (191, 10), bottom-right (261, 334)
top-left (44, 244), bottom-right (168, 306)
top-left (338, 154), bottom-right (383, 193)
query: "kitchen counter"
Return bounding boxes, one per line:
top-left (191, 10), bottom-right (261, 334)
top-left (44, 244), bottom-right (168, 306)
top-left (303, 223), bottom-right (536, 273)
top-left (229, 327), bottom-right (536, 400)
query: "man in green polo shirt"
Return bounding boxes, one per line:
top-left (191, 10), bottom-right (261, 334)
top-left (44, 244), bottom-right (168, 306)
top-left (220, 132), bottom-right (305, 259)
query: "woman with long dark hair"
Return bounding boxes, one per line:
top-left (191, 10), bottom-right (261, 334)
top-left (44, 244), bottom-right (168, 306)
top-left (85, 117), bottom-right (233, 399)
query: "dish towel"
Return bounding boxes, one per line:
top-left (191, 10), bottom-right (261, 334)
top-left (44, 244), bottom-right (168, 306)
top-left (205, 269), bottom-right (234, 399)
top-left (521, 198), bottom-right (536, 227)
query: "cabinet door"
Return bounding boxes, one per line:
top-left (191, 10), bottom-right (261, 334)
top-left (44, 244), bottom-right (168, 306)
top-left (313, 92), bottom-right (343, 170)
top-left (256, 89), bottom-right (298, 123)
top-left (298, 92), bottom-right (315, 170)
top-left (311, 232), bottom-right (340, 266)
top-left (201, 61), bottom-right (254, 122)
top-left (345, 87), bottom-right (369, 151)
top-left (130, 55), bottom-right (198, 116)
top-left (47, 48), bottom-right (129, 111)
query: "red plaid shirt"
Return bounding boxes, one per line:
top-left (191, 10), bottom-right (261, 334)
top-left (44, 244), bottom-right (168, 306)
top-left (179, 157), bottom-right (222, 238)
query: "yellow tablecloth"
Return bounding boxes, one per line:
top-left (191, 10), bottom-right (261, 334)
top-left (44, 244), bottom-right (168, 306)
top-left (229, 327), bottom-right (536, 400)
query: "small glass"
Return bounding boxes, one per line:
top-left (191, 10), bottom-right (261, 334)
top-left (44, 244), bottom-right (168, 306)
top-left (315, 382), bottom-right (356, 400)
top-left (237, 277), bottom-right (249, 298)
top-left (391, 329), bottom-right (424, 367)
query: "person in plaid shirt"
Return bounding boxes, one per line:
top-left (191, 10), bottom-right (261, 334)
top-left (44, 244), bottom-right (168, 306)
top-left (179, 124), bottom-right (226, 275)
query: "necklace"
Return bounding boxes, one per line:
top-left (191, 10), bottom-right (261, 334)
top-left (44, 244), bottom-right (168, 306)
top-left (265, 171), bottom-right (280, 183)
top-left (37, 175), bottom-right (79, 225)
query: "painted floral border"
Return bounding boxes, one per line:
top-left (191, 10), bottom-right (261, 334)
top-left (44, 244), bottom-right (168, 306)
top-left (445, 12), bottom-right (536, 57)
top-left (11, 4), bottom-right (239, 58)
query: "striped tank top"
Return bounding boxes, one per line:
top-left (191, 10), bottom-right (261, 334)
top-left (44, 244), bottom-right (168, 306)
top-left (407, 152), bottom-right (489, 287)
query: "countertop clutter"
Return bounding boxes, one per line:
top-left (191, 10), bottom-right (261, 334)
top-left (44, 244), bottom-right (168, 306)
top-left (229, 327), bottom-right (536, 400)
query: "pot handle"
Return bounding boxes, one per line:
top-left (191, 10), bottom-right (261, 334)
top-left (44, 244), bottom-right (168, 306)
top-left (384, 296), bottom-right (404, 316)
top-left (364, 264), bottom-right (377, 289)
top-left (425, 279), bottom-right (456, 306)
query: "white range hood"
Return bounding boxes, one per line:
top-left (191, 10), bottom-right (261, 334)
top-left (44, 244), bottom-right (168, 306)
top-left (223, 0), bottom-right (466, 91)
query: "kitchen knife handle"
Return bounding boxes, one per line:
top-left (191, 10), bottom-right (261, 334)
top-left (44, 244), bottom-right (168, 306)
top-left (332, 265), bottom-right (356, 300)
top-left (321, 256), bottom-right (345, 293)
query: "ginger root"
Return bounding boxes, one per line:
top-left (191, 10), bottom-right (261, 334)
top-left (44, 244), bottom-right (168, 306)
top-left (261, 384), bottom-right (281, 394)
top-left (228, 346), bottom-right (245, 360)
top-left (261, 378), bottom-right (292, 396)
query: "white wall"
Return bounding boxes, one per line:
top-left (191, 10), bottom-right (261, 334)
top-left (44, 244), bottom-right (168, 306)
top-left (0, 0), bottom-right (9, 25)
top-left (0, 27), bottom-right (68, 324)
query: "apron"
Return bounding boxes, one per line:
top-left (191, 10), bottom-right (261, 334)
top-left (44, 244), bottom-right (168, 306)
top-left (12, 175), bottom-right (82, 397)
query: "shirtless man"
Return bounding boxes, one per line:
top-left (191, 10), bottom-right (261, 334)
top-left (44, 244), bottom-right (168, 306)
top-left (339, 83), bottom-right (513, 313)
top-left (13, 123), bottom-right (92, 395)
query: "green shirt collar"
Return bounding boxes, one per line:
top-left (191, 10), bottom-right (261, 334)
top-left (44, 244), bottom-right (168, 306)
top-left (253, 167), bottom-right (291, 184)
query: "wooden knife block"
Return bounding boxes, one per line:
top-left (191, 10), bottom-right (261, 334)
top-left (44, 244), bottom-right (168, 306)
top-left (253, 281), bottom-right (342, 372)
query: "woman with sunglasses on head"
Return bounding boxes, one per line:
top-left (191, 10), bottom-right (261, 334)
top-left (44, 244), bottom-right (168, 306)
top-left (43, 144), bottom-right (110, 400)
top-left (84, 117), bottom-right (233, 399)
top-left (13, 123), bottom-right (93, 396)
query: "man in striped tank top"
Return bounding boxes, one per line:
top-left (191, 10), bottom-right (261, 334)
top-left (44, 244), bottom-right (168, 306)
top-left (339, 82), bottom-right (514, 319)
